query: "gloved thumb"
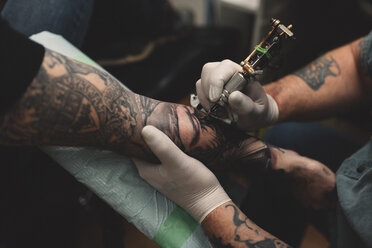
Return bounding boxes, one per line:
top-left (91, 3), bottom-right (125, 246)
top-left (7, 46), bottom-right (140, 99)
top-left (141, 125), bottom-right (188, 167)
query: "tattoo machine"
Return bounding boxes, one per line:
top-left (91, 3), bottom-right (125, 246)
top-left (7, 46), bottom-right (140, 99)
top-left (191, 18), bottom-right (295, 124)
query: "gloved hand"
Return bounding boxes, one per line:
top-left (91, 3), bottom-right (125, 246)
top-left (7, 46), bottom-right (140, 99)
top-left (133, 125), bottom-right (231, 223)
top-left (195, 59), bottom-right (279, 131)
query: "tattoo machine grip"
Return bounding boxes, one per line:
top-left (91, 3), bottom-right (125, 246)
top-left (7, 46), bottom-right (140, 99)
top-left (210, 72), bottom-right (248, 112)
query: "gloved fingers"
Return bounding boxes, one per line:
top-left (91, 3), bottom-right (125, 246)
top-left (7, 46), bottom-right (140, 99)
top-left (200, 62), bottom-right (220, 102)
top-left (141, 125), bottom-right (189, 167)
top-left (196, 79), bottom-right (212, 110)
top-left (201, 60), bottom-right (241, 102)
top-left (229, 90), bottom-right (265, 117)
top-left (242, 80), bottom-right (268, 104)
top-left (132, 158), bottom-right (160, 181)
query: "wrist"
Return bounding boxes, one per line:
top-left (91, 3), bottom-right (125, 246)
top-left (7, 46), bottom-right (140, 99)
top-left (201, 200), bottom-right (234, 226)
top-left (183, 186), bottom-right (231, 223)
top-left (265, 94), bottom-right (279, 126)
top-left (264, 77), bottom-right (293, 123)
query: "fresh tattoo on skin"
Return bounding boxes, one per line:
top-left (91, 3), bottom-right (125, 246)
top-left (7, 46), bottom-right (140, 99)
top-left (205, 203), bottom-right (293, 248)
top-left (294, 55), bottom-right (341, 91)
top-left (0, 48), bottom-right (272, 170)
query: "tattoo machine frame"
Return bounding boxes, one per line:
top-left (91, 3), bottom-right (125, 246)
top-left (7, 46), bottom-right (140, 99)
top-left (191, 18), bottom-right (295, 124)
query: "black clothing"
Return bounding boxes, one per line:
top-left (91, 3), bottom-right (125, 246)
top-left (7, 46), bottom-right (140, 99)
top-left (0, 17), bottom-right (44, 115)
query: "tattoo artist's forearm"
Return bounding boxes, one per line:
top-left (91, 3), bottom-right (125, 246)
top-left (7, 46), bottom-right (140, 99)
top-left (265, 40), bottom-right (367, 122)
top-left (203, 202), bottom-right (293, 248)
top-left (0, 49), bottom-right (271, 169)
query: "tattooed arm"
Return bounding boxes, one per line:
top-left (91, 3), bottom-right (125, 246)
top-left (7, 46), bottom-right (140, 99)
top-left (0, 48), bottom-right (270, 169)
top-left (1, 48), bottom-right (336, 209)
top-left (203, 202), bottom-right (292, 248)
top-left (265, 36), bottom-right (372, 122)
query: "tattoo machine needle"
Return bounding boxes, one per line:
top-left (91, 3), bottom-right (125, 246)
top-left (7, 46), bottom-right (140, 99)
top-left (191, 18), bottom-right (295, 124)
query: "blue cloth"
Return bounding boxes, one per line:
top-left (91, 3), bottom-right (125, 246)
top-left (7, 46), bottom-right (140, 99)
top-left (336, 142), bottom-right (372, 248)
top-left (360, 29), bottom-right (372, 78)
top-left (334, 30), bottom-right (372, 248)
top-left (1, 0), bottom-right (94, 47)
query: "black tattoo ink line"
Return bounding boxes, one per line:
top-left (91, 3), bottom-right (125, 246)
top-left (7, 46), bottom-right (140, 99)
top-left (220, 204), bottom-right (293, 248)
top-left (294, 55), bottom-right (341, 91)
top-left (211, 236), bottom-right (234, 248)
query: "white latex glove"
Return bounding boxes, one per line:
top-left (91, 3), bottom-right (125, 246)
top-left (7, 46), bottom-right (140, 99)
top-left (195, 59), bottom-right (279, 131)
top-left (133, 125), bottom-right (231, 223)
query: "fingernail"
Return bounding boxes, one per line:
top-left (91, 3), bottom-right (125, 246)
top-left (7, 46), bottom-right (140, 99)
top-left (209, 85), bottom-right (222, 102)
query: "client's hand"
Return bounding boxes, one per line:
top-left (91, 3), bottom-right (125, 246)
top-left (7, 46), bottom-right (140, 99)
top-left (133, 125), bottom-right (231, 223)
top-left (270, 147), bottom-right (337, 210)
